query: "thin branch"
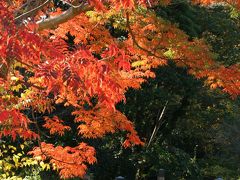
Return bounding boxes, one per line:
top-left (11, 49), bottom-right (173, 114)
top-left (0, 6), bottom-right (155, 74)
top-left (18, 79), bottom-right (45, 90)
top-left (31, 110), bottom-right (78, 165)
top-left (14, 0), bottom-right (51, 22)
top-left (37, 1), bottom-right (92, 31)
top-left (14, 1), bottom-right (29, 15)
top-left (125, 12), bottom-right (189, 67)
top-left (6, 0), bottom-right (13, 6)
top-left (15, 59), bottom-right (36, 69)
top-left (61, 0), bottom-right (85, 8)
top-left (31, 121), bottom-right (51, 138)
top-left (126, 12), bottom-right (164, 59)
top-left (147, 0), bottom-right (152, 7)
top-left (147, 101), bottom-right (168, 148)
top-left (31, 110), bottom-right (43, 150)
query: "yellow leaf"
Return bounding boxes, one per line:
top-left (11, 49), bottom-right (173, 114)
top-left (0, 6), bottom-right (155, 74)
top-left (8, 145), bottom-right (17, 151)
top-left (13, 155), bottom-right (19, 165)
top-left (131, 60), bottom-right (147, 67)
top-left (10, 76), bottom-right (19, 81)
top-left (11, 84), bottom-right (22, 92)
top-left (40, 161), bottom-right (47, 170)
top-left (34, 156), bottom-right (42, 161)
top-left (20, 144), bottom-right (24, 150)
top-left (163, 48), bottom-right (175, 59)
top-left (46, 164), bottom-right (51, 171)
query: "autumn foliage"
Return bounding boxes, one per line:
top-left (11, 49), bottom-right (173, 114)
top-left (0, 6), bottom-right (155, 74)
top-left (0, 0), bottom-right (240, 178)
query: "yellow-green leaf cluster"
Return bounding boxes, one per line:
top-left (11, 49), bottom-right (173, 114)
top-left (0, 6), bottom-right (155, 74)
top-left (0, 141), bottom-right (52, 179)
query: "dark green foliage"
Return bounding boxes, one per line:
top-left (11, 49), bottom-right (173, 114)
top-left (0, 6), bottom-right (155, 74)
top-left (88, 3), bottom-right (240, 179)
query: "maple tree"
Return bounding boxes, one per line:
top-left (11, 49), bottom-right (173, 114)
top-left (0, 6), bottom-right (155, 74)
top-left (0, 0), bottom-right (240, 178)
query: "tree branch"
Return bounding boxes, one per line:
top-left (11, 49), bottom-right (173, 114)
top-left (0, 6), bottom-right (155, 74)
top-left (126, 12), bottom-right (164, 59)
top-left (37, 1), bottom-right (92, 31)
top-left (14, 0), bottom-right (51, 22)
top-left (147, 101), bottom-right (168, 148)
top-left (31, 110), bottom-right (77, 165)
top-left (18, 79), bottom-right (45, 90)
top-left (125, 12), bottom-right (189, 67)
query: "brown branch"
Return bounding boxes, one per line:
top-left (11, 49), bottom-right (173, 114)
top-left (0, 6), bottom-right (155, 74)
top-left (18, 79), bottom-right (45, 90)
top-left (14, 1), bottom-right (29, 15)
top-left (31, 110), bottom-right (78, 165)
top-left (37, 1), bottom-right (93, 31)
top-left (14, 0), bottom-right (51, 22)
top-left (125, 12), bottom-right (189, 67)
top-left (61, 0), bottom-right (85, 8)
top-left (6, 0), bottom-right (13, 6)
top-left (15, 59), bottom-right (36, 69)
top-left (126, 11), bottom-right (186, 67)
top-left (126, 12), bottom-right (165, 59)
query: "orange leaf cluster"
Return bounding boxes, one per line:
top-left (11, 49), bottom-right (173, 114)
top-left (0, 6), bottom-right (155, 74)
top-left (43, 116), bottom-right (71, 136)
top-left (29, 142), bottom-right (96, 178)
top-left (73, 106), bottom-right (143, 147)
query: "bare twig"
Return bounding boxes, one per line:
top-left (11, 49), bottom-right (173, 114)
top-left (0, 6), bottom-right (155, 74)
top-left (147, 0), bottom-right (152, 7)
top-left (147, 101), bottom-right (168, 148)
top-left (61, 0), bottom-right (86, 8)
top-left (14, 0), bottom-right (51, 22)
